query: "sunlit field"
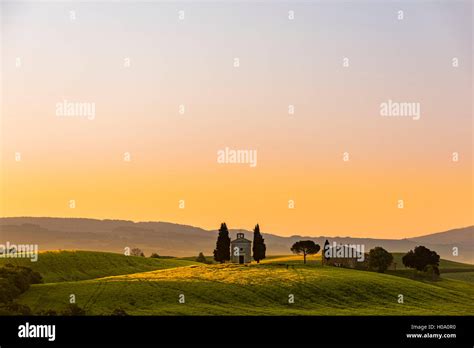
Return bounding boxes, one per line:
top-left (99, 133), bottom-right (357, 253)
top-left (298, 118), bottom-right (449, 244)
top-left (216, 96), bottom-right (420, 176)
top-left (5, 251), bottom-right (473, 316)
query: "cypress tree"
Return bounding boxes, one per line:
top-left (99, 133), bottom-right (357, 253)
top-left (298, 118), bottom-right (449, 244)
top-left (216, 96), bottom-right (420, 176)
top-left (196, 252), bottom-right (208, 264)
top-left (213, 223), bottom-right (230, 263)
top-left (252, 224), bottom-right (266, 263)
top-left (322, 239), bottom-right (331, 265)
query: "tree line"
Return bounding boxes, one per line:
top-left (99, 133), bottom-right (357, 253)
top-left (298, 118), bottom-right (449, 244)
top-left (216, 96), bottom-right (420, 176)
top-left (289, 239), bottom-right (441, 277)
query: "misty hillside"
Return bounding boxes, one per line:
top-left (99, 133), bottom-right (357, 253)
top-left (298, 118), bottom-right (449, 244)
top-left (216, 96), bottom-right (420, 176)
top-left (406, 226), bottom-right (472, 245)
top-left (0, 217), bottom-right (472, 263)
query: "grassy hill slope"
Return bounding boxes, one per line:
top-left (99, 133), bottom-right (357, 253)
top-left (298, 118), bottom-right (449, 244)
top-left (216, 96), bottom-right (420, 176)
top-left (13, 252), bottom-right (474, 316)
top-left (441, 272), bottom-right (474, 283)
top-left (390, 253), bottom-right (474, 271)
top-left (0, 251), bottom-right (197, 283)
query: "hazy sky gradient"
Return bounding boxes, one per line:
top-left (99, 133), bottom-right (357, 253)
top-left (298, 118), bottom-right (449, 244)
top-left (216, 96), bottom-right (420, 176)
top-left (1, 1), bottom-right (472, 238)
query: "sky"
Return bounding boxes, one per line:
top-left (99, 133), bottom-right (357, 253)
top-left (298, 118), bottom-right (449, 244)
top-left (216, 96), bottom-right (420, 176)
top-left (0, 1), bottom-right (472, 238)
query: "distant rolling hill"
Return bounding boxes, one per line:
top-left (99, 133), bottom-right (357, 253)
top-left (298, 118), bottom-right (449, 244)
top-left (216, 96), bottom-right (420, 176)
top-left (406, 226), bottom-right (472, 245)
top-left (0, 217), bottom-right (472, 263)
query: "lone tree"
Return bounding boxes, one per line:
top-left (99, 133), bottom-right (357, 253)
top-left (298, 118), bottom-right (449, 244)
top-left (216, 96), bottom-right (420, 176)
top-left (291, 240), bottom-right (320, 264)
top-left (62, 304), bottom-right (86, 316)
top-left (111, 308), bottom-right (129, 316)
top-left (402, 246), bottom-right (440, 273)
top-left (196, 252), bottom-right (207, 264)
top-left (213, 223), bottom-right (230, 263)
top-left (322, 239), bottom-right (331, 266)
top-left (252, 224), bottom-right (266, 263)
top-left (131, 248), bottom-right (145, 257)
top-left (368, 247), bottom-right (393, 273)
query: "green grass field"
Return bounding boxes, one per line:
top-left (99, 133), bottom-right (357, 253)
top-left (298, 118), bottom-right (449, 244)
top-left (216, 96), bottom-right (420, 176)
top-left (441, 272), bottom-right (474, 283)
top-left (390, 253), bottom-right (474, 272)
top-left (6, 250), bottom-right (473, 316)
top-left (385, 253), bottom-right (474, 281)
top-left (0, 250), bottom-right (197, 283)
